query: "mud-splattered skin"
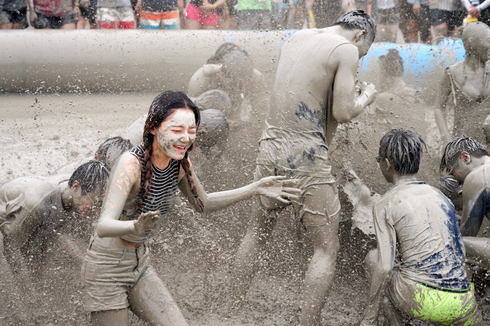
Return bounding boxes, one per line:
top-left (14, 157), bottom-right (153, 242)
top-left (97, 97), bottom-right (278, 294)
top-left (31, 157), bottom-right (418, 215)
top-left (0, 174), bottom-right (104, 324)
top-left (92, 107), bottom-right (301, 326)
top-left (361, 178), bottom-right (479, 326)
top-left (435, 22), bottom-right (490, 145)
top-left (187, 64), bottom-right (269, 121)
top-left (231, 25), bottom-right (376, 326)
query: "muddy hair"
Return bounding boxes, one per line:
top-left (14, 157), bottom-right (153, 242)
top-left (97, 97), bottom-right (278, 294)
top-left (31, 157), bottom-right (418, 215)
top-left (207, 43), bottom-right (250, 65)
top-left (68, 160), bottom-right (110, 195)
top-left (440, 136), bottom-right (489, 173)
top-left (379, 49), bottom-right (404, 77)
top-left (438, 175), bottom-right (461, 200)
top-left (333, 10), bottom-right (377, 43)
top-left (139, 91), bottom-right (204, 213)
top-left (379, 129), bottom-right (426, 176)
top-left (95, 136), bottom-right (133, 169)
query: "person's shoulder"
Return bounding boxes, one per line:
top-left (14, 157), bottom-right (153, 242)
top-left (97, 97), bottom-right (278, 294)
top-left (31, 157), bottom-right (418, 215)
top-left (2, 176), bottom-right (58, 210)
top-left (465, 163), bottom-right (489, 187)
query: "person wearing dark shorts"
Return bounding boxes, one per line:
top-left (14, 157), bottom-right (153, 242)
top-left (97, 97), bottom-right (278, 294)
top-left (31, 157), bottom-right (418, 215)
top-left (0, 0), bottom-right (27, 29)
top-left (430, 0), bottom-right (465, 42)
top-left (402, 0), bottom-right (431, 43)
top-left (368, 0), bottom-right (399, 42)
top-left (29, 0), bottom-right (77, 28)
top-left (77, 0), bottom-right (97, 28)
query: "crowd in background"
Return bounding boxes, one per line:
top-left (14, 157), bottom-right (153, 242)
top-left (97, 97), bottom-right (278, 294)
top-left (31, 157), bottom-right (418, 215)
top-left (0, 0), bottom-right (489, 43)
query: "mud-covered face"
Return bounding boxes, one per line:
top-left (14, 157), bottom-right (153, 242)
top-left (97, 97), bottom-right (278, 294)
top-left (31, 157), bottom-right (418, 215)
top-left (73, 189), bottom-right (104, 217)
top-left (153, 109), bottom-right (197, 160)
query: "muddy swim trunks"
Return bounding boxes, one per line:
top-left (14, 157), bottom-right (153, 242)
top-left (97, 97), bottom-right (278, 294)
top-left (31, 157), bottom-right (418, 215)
top-left (388, 273), bottom-right (482, 325)
top-left (254, 123), bottom-right (340, 227)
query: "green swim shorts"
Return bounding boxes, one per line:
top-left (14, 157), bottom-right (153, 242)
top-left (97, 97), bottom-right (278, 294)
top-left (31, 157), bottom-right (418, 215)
top-left (389, 274), bottom-right (482, 326)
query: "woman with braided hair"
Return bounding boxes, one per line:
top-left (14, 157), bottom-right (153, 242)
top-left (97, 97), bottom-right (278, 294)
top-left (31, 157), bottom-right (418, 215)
top-left (81, 90), bottom-right (300, 326)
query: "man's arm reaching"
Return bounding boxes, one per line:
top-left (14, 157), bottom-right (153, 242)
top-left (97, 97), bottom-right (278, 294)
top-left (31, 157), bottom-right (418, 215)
top-left (331, 44), bottom-right (376, 123)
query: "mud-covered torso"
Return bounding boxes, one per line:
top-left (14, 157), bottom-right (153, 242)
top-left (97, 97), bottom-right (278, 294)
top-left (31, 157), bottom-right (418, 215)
top-left (460, 162), bottom-right (490, 236)
top-left (0, 175), bottom-right (69, 241)
top-left (375, 179), bottom-right (469, 290)
top-left (448, 63), bottom-right (490, 144)
top-left (119, 144), bottom-right (180, 243)
top-left (260, 31), bottom-right (349, 171)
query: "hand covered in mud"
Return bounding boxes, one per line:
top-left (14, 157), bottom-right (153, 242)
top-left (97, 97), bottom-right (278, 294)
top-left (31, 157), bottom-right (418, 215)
top-left (255, 176), bottom-right (302, 204)
top-left (134, 211), bottom-right (160, 235)
top-left (360, 82), bottom-right (377, 106)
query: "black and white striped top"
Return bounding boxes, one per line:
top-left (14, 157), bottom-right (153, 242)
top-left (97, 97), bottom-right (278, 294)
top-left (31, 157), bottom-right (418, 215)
top-left (119, 143), bottom-right (180, 242)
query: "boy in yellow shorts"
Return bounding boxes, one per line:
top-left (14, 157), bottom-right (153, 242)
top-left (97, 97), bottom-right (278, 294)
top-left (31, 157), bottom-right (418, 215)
top-left (360, 129), bottom-right (482, 326)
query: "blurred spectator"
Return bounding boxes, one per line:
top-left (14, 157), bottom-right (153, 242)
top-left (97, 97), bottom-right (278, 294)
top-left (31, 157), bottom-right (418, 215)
top-left (368, 0), bottom-right (399, 42)
top-left (236, 0), bottom-right (272, 30)
top-left (136, 0), bottom-right (183, 29)
top-left (185, 0), bottom-right (226, 29)
top-left (430, 0), bottom-right (465, 43)
top-left (461, 0), bottom-right (490, 26)
top-left (28, 0), bottom-right (77, 29)
top-left (77, 0), bottom-right (97, 28)
top-left (401, 0), bottom-right (432, 43)
top-left (309, 0), bottom-right (341, 28)
top-left (0, 0), bottom-right (27, 29)
top-left (96, 0), bottom-right (135, 28)
top-left (271, 0), bottom-right (287, 28)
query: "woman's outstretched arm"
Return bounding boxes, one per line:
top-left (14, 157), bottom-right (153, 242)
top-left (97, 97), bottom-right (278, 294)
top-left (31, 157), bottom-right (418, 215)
top-left (178, 160), bottom-right (301, 214)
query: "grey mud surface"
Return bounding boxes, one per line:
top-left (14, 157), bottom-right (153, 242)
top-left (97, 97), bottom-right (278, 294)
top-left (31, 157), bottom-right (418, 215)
top-left (1, 92), bottom-right (490, 325)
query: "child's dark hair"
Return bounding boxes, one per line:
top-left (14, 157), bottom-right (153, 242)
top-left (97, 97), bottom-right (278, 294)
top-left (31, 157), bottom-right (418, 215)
top-left (69, 160), bottom-right (110, 194)
top-left (379, 129), bottom-right (426, 176)
top-left (141, 91), bottom-right (204, 213)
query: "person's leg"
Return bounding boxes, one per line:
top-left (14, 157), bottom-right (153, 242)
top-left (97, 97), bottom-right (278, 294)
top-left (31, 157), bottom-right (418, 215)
top-left (0, 23), bottom-right (13, 28)
top-left (91, 309), bottom-right (130, 326)
top-left (128, 266), bottom-right (188, 326)
top-left (408, 19), bottom-right (419, 43)
top-left (430, 9), bottom-right (447, 43)
top-left (418, 4), bottom-right (432, 44)
top-left (59, 12), bottom-right (77, 29)
top-left (185, 3), bottom-right (203, 29)
top-left (77, 15), bottom-right (87, 28)
top-left (230, 205), bottom-right (279, 309)
top-left (298, 183), bottom-right (340, 326)
top-left (0, 10), bottom-right (13, 29)
top-left (464, 237), bottom-right (490, 270)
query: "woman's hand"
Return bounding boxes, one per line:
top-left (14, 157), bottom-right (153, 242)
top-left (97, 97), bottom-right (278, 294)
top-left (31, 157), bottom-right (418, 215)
top-left (133, 211), bottom-right (160, 235)
top-left (255, 176), bottom-right (302, 204)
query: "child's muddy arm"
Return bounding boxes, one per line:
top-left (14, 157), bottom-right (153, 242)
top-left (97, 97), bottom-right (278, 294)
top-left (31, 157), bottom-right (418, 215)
top-left (96, 153), bottom-right (140, 238)
top-left (434, 70), bottom-right (453, 144)
top-left (360, 207), bottom-right (396, 326)
top-left (331, 44), bottom-right (376, 123)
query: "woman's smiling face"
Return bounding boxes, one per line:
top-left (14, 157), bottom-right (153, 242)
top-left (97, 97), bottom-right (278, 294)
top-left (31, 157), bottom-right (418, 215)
top-left (152, 108), bottom-right (197, 160)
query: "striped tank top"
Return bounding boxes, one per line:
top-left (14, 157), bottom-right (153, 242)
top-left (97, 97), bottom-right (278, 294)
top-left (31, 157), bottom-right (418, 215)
top-left (119, 143), bottom-right (180, 243)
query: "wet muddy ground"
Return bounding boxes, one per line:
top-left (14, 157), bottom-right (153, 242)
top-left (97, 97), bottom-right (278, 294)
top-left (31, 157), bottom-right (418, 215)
top-left (1, 92), bottom-right (489, 325)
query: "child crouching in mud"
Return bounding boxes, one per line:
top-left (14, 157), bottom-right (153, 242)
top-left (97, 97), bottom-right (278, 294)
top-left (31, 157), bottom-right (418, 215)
top-left (360, 129), bottom-right (483, 326)
top-left (81, 90), bottom-right (301, 326)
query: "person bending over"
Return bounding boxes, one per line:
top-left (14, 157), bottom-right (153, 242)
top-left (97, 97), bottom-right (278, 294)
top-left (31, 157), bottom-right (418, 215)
top-left (0, 161), bottom-right (109, 321)
top-left (360, 129), bottom-right (482, 326)
top-left (440, 136), bottom-right (490, 272)
top-left (230, 10), bottom-right (377, 326)
top-left (81, 90), bottom-right (300, 326)
top-left (188, 43), bottom-right (268, 122)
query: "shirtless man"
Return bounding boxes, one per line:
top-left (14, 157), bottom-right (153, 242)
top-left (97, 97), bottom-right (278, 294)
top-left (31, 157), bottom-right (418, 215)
top-left (187, 43), bottom-right (268, 122)
top-left (435, 22), bottom-right (490, 145)
top-left (230, 10), bottom-right (377, 325)
top-left (0, 160), bottom-right (109, 321)
top-left (440, 136), bottom-right (490, 269)
top-left (361, 129), bottom-right (482, 326)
